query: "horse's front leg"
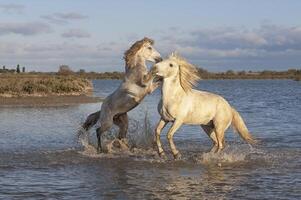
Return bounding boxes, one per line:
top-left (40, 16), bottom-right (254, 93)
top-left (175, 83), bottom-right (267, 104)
top-left (140, 71), bottom-right (153, 87)
top-left (148, 80), bottom-right (161, 94)
top-left (167, 120), bottom-right (183, 160)
top-left (155, 118), bottom-right (167, 158)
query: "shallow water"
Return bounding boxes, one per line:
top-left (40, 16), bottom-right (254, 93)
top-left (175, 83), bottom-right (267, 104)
top-left (0, 80), bottom-right (300, 199)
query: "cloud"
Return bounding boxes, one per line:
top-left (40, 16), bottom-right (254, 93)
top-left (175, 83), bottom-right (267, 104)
top-left (0, 3), bottom-right (25, 14)
top-left (0, 22), bottom-right (51, 36)
top-left (155, 24), bottom-right (301, 69)
top-left (181, 25), bottom-right (301, 52)
top-left (0, 41), bottom-right (127, 72)
top-left (61, 29), bottom-right (91, 38)
top-left (55, 12), bottom-right (88, 20)
top-left (41, 12), bottom-right (88, 25)
top-left (1, 24), bottom-right (301, 71)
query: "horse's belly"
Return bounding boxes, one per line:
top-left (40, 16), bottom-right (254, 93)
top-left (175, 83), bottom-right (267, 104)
top-left (183, 117), bottom-right (210, 125)
top-left (184, 110), bottom-right (214, 125)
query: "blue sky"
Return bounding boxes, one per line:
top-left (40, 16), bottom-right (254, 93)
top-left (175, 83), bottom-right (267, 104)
top-left (0, 0), bottom-right (301, 72)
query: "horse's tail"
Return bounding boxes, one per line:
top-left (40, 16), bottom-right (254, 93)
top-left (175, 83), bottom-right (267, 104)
top-left (231, 108), bottom-right (257, 145)
top-left (77, 110), bottom-right (101, 139)
top-left (82, 111), bottom-right (101, 131)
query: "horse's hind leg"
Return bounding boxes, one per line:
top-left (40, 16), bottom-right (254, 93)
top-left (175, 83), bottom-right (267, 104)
top-left (113, 113), bottom-right (128, 139)
top-left (96, 118), bottom-right (113, 153)
top-left (201, 124), bottom-right (218, 153)
top-left (213, 116), bottom-right (231, 153)
top-left (213, 122), bottom-right (229, 153)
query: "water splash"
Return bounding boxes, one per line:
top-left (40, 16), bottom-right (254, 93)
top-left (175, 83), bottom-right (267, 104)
top-left (77, 126), bottom-right (101, 158)
top-left (196, 144), bottom-right (267, 166)
top-left (77, 113), bottom-right (157, 159)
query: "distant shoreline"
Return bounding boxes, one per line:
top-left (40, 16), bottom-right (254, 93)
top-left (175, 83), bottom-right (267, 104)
top-left (69, 69), bottom-right (301, 81)
top-left (1, 68), bottom-right (300, 80)
top-left (0, 95), bottom-right (103, 107)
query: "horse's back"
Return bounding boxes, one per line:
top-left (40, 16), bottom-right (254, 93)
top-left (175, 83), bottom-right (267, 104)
top-left (181, 89), bottom-right (232, 124)
top-left (193, 90), bottom-right (231, 107)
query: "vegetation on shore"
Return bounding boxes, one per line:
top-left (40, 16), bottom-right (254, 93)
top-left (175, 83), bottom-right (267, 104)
top-left (197, 68), bottom-right (301, 80)
top-left (0, 74), bottom-right (92, 97)
top-left (0, 64), bottom-right (300, 98)
top-left (76, 68), bottom-right (301, 80)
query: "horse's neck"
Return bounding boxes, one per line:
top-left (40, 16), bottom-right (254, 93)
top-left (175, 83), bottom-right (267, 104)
top-left (162, 77), bottom-right (185, 103)
top-left (125, 56), bottom-right (147, 80)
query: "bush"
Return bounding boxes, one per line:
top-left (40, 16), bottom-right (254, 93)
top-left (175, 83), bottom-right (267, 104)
top-left (0, 75), bottom-right (92, 97)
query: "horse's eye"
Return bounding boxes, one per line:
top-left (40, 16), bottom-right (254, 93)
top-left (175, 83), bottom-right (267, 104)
top-left (148, 47), bottom-right (152, 50)
top-left (169, 63), bottom-right (173, 67)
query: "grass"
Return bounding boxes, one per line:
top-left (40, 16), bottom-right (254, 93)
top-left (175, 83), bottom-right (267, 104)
top-left (0, 74), bottom-right (92, 97)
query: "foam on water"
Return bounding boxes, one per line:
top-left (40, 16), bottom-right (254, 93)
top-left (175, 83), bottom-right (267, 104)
top-left (194, 144), bottom-right (272, 168)
top-left (77, 127), bottom-right (102, 158)
top-left (76, 116), bottom-right (157, 159)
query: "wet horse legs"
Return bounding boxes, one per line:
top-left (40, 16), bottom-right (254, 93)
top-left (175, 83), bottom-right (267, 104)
top-left (113, 113), bottom-right (129, 139)
top-left (96, 118), bottom-right (113, 153)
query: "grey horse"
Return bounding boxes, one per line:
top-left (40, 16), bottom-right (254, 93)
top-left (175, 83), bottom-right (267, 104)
top-left (81, 37), bottom-right (162, 152)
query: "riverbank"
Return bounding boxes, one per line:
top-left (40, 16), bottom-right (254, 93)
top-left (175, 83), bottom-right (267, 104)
top-left (0, 75), bottom-right (103, 106)
top-left (0, 75), bottom-right (94, 97)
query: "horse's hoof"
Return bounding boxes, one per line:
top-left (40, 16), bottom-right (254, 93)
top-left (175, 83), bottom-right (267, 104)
top-left (112, 140), bottom-right (121, 148)
top-left (97, 147), bottom-right (102, 154)
top-left (214, 148), bottom-right (222, 154)
top-left (152, 142), bottom-right (157, 150)
top-left (174, 153), bottom-right (182, 160)
top-left (209, 145), bottom-right (218, 153)
top-left (158, 151), bottom-right (167, 159)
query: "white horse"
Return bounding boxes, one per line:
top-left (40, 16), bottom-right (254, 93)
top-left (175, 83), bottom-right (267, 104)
top-left (152, 53), bottom-right (257, 159)
top-left (81, 37), bottom-right (162, 152)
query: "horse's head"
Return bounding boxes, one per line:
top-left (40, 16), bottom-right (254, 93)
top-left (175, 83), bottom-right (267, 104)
top-left (152, 52), bottom-right (200, 92)
top-left (124, 37), bottom-right (162, 69)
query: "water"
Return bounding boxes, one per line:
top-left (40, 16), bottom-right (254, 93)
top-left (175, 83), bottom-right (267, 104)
top-left (0, 80), bottom-right (300, 199)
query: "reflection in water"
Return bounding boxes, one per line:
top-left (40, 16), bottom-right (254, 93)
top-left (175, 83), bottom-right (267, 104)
top-left (0, 80), bottom-right (300, 199)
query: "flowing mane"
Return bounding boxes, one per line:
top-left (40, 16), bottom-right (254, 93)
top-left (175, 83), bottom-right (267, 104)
top-left (124, 37), bottom-right (154, 69)
top-left (169, 53), bottom-right (201, 92)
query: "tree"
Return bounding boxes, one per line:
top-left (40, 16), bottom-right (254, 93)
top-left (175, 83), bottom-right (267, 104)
top-left (58, 65), bottom-right (73, 75)
top-left (226, 70), bottom-right (235, 75)
top-left (78, 69), bottom-right (86, 74)
top-left (22, 67), bottom-right (26, 73)
top-left (16, 64), bottom-right (20, 73)
top-left (3, 66), bottom-right (5, 70)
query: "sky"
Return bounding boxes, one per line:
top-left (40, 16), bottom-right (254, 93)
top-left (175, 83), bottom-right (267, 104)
top-left (0, 0), bottom-right (301, 72)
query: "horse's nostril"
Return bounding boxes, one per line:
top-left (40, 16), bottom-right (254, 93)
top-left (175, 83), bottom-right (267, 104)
top-left (155, 57), bottom-right (163, 63)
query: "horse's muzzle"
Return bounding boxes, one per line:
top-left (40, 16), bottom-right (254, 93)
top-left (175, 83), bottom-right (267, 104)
top-left (151, 65), bottom-right (159, 76)
top-left (155, 57), bottom-right (163, 63)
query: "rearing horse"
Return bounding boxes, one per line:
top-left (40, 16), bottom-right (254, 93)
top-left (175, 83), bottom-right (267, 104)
top-left (81, 37), bottom-right (162, 152)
